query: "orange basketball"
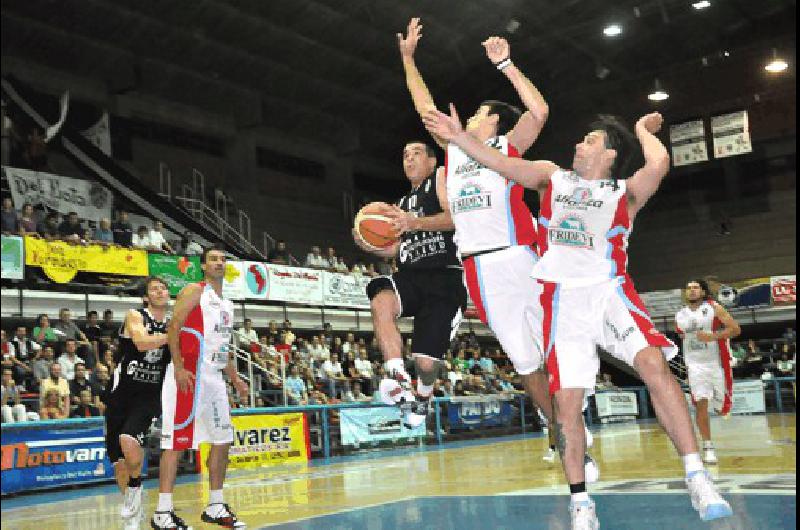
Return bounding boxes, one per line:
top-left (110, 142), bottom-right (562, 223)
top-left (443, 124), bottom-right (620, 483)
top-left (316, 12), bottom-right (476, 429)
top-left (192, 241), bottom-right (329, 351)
top-left (354, 202), bottom-right (400, 250)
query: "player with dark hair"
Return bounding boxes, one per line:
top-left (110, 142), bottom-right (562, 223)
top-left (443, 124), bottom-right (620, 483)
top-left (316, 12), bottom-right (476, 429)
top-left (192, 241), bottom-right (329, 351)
top-left (104, 276), bottom-right (172, 524)
top-left (424, 106), bottom-right (733, 528)
top-left (152, 244), bottom-right (248, 529)
top-left (676, 279), bottom-right (741, 464)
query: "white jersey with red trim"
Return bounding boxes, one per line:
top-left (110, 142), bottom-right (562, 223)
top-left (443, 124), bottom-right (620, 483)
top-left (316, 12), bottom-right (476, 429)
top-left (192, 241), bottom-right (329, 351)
top-left (180, 282), bottom-right (235, 370)
top-left (676, 301), bottom-right (723, 367)
top-left (533, 169), bottom-right (630, 286)
top-left (445, 135), bottom-right (538, 255)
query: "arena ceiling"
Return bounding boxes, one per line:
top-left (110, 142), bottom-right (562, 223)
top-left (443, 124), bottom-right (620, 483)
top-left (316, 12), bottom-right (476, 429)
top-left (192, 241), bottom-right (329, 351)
top-left (1, 0), bottom-right (796, 167)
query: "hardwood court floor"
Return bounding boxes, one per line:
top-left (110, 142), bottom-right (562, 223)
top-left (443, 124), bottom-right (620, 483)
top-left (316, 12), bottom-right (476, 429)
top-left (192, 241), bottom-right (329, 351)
top-left (1, 413), bottom-right (795, 529)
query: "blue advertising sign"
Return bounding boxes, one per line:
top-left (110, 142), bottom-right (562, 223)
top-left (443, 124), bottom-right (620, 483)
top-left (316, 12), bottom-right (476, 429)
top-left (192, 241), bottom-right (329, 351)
top-left (447, 396), bottom-right (514, 430)
top-left (1, 419), bottom-right (114, 495)
top-left (339, 407), bottom-right (425, 446)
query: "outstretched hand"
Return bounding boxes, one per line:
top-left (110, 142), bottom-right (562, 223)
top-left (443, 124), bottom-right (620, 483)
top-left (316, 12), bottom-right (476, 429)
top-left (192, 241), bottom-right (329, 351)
top-left (482, 36), bottom-right (510, 64)
top-left (422, 103), bottom-right (464, 142)
top-left (397, 17), bottom-right (423, 59)
top-left (636, 112), bottom-right (664, 135)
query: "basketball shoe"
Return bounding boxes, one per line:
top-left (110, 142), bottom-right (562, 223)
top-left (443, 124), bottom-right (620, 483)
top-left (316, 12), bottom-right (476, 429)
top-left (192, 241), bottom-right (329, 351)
top-left (686, 470), bottom-right (733, 521)
top-left (201, 503), bottom-right (246, 528)
top-left (151, 510), bottom-right (192, 529)
top-left (121, 484), bottom-right (143, 519)
top-left (569, 499), bottom-right (600, 530)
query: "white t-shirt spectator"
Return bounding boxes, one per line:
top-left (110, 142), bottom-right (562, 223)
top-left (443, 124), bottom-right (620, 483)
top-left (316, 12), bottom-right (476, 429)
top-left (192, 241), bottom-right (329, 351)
top-left (351, 264), bottom-right (367, 276)
top-left (237, 327), bottom-right (259, 348)
top-left (132, 233), bottom-right (151, 249)
top-left (149, 229), bottom-right (167, 251)
top-left (355, 358), bottom-right (373, 378)
top-left (448, 370), bottom-right (464, 386)
top-left (334, 259), bottom-right (349, 273)
top-left (305, 253), bottom-right (328, 268)
top-left (185, 241), bottom-right (203, 255)
top-left (309, 343), bottom-right (330, 363)
top-left (58, 354), bottom-right (79, 381)
top-left (322, 359), bottom-right (343, 378)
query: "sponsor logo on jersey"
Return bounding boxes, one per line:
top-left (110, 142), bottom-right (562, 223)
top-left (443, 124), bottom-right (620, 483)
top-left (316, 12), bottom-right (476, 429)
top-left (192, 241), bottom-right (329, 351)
top-left (143, 348), bottom-right (163, 364)
top-left (126, 360), bottom-right (165, 384)
top-left (548, 216), bottom-right (595, 248)
top-left (451, 183), bottom-right (493, 214)
top-left (554, 187), bottom-right (604, 209)
top-left (606, 320), bottom-right (636, 342)
top-left (399, 232), bottom-right (448, 264)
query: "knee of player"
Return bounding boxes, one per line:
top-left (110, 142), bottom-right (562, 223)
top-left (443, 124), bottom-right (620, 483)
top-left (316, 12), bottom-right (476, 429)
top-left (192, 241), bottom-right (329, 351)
top-left (635, 347), bottom-right (669, 376)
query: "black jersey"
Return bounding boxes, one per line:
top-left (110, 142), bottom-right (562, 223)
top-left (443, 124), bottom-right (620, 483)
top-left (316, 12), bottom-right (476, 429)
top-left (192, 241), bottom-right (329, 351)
top-left (396, 170), bottom-right (460, 271)
top-left (106, 308), bottom-right (170, 406)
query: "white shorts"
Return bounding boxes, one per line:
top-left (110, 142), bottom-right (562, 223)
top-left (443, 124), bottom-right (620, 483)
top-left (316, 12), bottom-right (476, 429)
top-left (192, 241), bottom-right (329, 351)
top-left (687, 363), bottom-right (726, 411)
top-left (542, 275), bottom-right (678, 394)
top-left (463, 245), bottom-right (544, 375)
top-left (161, 363), bottom-right (233, 451)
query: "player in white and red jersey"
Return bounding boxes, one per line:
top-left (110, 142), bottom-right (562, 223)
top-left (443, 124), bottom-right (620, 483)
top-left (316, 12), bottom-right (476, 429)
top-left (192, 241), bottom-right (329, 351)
top-left (424, 107), bottom-right (733, 528)
top-left (675, 279), bottom-right (740, 464)
top-left (151, 245), bottom-right (247, 530)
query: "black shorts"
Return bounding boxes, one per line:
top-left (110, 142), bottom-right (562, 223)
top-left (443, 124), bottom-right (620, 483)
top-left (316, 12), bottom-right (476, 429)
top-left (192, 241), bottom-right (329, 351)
top-left (367, 267), bottom-right (467, 359)
top-left (104, 399), bottom-right (159, 463)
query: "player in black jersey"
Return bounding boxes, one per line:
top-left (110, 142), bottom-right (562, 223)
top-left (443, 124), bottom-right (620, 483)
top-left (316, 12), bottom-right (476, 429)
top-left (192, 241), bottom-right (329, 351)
top-left (104, 276), bottom-right (172, 524)
top-left (355, 141), bottom-right (467, 426)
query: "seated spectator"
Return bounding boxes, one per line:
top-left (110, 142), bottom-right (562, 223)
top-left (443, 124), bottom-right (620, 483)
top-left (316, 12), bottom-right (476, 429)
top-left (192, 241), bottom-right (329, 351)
top-left (285, 366), bottom-right (308, 405)
top-left (364, 263), bottom-right (378, 278)
top-left (132, 225), bottom-right (151, 249)
top-left (304, 246), bottom-right (327, 269)
top-left (83, 310), bottom-right (102, 348)
top-left (453, 380), bottom-right (467, 396)
top-left (334, 257), bottom-right (349, 273)
top-left (36, 211), bottom-right (60, 240)
top-left (40, 388), bottom-right (69, 420)
top-left (33, 313), bottom-right (60, 345)
top-left (68, 362), bottom-right (95, 406)
top-left (1, 197), bottom-right (19, 233)
top-left (92, 218), bottom-right (114, 244)
top-left (321, 353), bottom-right (347, 395)
top-left (325, 247), bottom-right (338, 270)
top-left (92, 362), bottom-right (112, 407)
top-left (180, 231), bottom-right (203, 255)
top-left (18, 203), bottom-right (37, 235)
top-left (70, 389), bottom-right (100, 418)
top-left (40, 363), bottom-right (70, 412)
top-left (102, 348), bottom-right (118, 375)
top-left (354, 349), bottom-right (374, 394)
top-left (342, 380), bottom-right (370, 402)
top-left (442, 380), bottom-right (454, 396)
top-left (99, 310), bottom-right (117, 339)
top-left (2, 368), bottom-right (38, 422)
top-left (453, 349), bottom-right (469, 374)
top-left (58, 339), bottom-right (81, 381)
top-left (777, 354), bottom-right (795, 376)
top-left (31, 345), bottom-right (55, 387)
top-left (58, 211), bottom-right (85, 244)
top-left (236, 318), bottom-right (259, 350)
top-left (149, 220), bottom-right (174, 253)
top-left (54, 308), bottom-right (94, 367)
top-left (268, 240), bottom-right (291, 265)
top-left (10, 326), bottom-right (40, 367)
top-left (112, 210), bottom-right (134, 247)
top-left (342, 350), bottom-right (358, 380)
top-left (596, 373), bottom-right (616, 390)
top-left (351, 262), bottom-right (367, 276)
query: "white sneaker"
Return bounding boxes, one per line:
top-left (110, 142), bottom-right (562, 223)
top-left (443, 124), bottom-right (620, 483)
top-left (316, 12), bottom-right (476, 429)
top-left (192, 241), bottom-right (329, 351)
top-left (686, 470), bottom-right (733, 521)
top-left (584, 454), bottom-right (600, 483)
top-left (702, 448), bottom-right (718, 465)
top-left (378, 371), bottom-right (414, 406)
top-left (543, 447), bottom-right (557, 463)
top-left (570, 499), bottom-right (600, 530)
top-left (120, 484), bottom-right (142, 519)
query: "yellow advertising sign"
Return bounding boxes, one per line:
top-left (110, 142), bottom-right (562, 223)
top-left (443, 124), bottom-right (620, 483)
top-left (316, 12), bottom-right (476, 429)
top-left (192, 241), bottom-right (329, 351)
top-left (199, 412), bottom-right (309, 472)
top-left (24, 236), bottom-right (148, 283)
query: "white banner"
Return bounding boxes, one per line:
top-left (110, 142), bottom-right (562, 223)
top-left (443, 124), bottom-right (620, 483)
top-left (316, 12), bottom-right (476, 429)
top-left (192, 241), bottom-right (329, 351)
top-left (265, 264), bottom-right (323, 305)
top-left (669, 120), bottom-right (708, 166)
top-left (82, 111), bottom-right (112, 156)
top-left (3, 166), bottom-right (113, 221)
top-left (730, 380), bottom-right (766, 415)
top-left (595, 391), bottom-right (639, 419)
top-left (323, 272), bottom-right (371, 308)
top-left (711, 110), bottom-right (752, 158)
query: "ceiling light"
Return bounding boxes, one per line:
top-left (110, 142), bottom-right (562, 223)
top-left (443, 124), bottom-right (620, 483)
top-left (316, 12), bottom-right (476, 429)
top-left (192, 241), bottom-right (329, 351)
top-left (648, 79), bottom-right (669, 101)
top-left (692, 1), bottom-right (711, 10)
top-left (603, 24), bottom-right (622, 37)
top-left (765, 48), bottom-right (788, 73)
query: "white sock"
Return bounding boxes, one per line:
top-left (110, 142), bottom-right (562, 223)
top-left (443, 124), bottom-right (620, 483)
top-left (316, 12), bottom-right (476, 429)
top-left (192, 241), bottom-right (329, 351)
top-left (209, 489), bottom-right (224, 505)
top-left (702, 440), bottom-right (714, 449)
top-left (157, 493), bottom-right (173, 512)
top-left (571, 492), bottom-right (590, 503)
top-left (386, 358), bottom-right (408, 378)
top-left (417, 380), bottom-right (433, 398)
top-left (683, 453), bottom-right (705, 475)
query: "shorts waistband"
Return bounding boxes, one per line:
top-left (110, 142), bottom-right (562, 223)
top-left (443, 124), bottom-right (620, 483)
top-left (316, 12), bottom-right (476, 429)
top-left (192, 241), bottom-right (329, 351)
top-left (462, 246), bottom-right (511, 260)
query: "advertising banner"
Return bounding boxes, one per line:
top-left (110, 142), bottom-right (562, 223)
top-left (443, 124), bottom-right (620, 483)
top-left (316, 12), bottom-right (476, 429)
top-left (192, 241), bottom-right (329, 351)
top-left (1, 420), bottom-right (114, 495)
top-left (222, 261), bottom-right (245, 300)
top-left (713, 277), bottom-right (772, 309)
top-left (199, 412), bottom-right (309, 471)
top-left (265, 265), bottom-right (323, 305)
top-left (669, 120), bottom-right (708, 166)
top-left (595, 391), bottom-right (639, 421)
top-left (25, 236), bottom-right (148, 284)
top-left (147, 254), bottom-right (202, 296)
top-left (340, 406), bottom-right (426, 445)
top-left (730, 380), bottom-right (766, 415)
top-left (4, 166), bottom-right (113, 221)
top-left (322, 272), bottom-right (371, 309)
top-left (447, 396), bottom-right (514, 430)
top-left (770, 275), bottom-right (796, 306)
top-left (241, 261), bottom-right (271, 300)
top-left (711, 110), bottom-right (753, 158)
top-left (1, 235), bottom-right (24, 280)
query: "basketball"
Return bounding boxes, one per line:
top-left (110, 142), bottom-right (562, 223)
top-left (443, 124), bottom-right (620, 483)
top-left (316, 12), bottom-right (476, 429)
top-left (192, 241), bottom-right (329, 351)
top-left (354, 202), bottom-right (400, 250)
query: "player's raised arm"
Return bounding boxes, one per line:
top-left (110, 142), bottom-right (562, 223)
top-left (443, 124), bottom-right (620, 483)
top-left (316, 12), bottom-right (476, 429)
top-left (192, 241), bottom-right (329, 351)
top-left (483, 36), bottom-right (549, 154)
top-left (167, 283), bottom-right (203, 392)
top-left (398, 18), bottom-right (446, 149)
top-left (125, 309), bottom-right (168, 352)
top-left (625, 112), bottom-right (671, 217)
top-left (424, 104), bottom-right (558, 192)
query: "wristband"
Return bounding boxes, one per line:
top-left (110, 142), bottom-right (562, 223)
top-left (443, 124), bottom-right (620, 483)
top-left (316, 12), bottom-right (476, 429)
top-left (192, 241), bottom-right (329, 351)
top-left (495, 58), bottom-right (512, 71)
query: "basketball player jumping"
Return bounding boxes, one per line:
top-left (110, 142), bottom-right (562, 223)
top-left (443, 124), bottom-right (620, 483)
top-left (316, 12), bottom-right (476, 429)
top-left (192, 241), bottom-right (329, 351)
top-left (152, 245), bottom-right (248, 530)
top-left (676, 279), bottom-right (740, 464)
top-left (105, 276), bottom-right (172, 524)
top-left (424, 106), bottom-right (733, 528)
top-left (354, 140), bottom-right (467, 427)
top-left (391, 18), bottom-right (598, 475)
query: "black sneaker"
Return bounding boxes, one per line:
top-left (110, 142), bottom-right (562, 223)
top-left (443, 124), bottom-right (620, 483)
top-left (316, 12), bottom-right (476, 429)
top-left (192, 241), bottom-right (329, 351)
top-left (151, 510), bottom-right (191, 530)
top-left (402, 395), bottom-right (430, 429)
top-left (200, 503), bottom-right (246, 529)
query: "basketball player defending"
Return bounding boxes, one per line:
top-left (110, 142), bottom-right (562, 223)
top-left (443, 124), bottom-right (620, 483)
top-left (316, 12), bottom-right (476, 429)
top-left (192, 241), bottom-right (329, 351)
top-left (354, 140), bottom-right (467, 427)
top-left (105, 276), bottom-right (172, 524)
top-left (152, 246), bottom-right (248, 529)
top-left (424, 107), bottom-right (733, 527)
top-left (676, 279), bottom-right (740, 464)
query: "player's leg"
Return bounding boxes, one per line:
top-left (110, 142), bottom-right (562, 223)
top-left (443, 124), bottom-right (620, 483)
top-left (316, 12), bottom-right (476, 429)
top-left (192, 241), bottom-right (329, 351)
top-left (104, 403), bottom-right (129, 494)
top-left (118, 407), bottom-right (152, 521)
